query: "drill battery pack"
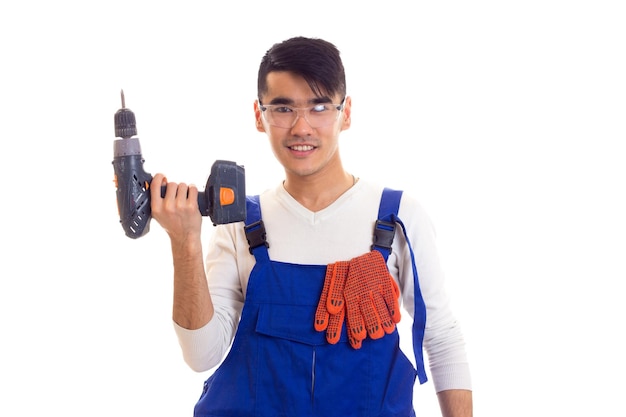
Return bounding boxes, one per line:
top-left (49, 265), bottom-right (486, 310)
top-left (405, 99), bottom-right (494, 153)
top-left (200, 160), bottom-right (246, 225)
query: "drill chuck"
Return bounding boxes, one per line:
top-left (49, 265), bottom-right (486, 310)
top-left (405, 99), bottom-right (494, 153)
top-left (114, 90), bottom-right (137, 139)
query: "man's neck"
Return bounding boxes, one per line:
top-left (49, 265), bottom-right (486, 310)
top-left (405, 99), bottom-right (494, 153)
top-left (283, 171), bottom-right (356, 212)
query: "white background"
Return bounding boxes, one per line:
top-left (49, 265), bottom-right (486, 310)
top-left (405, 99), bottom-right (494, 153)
top-left (1, 1), bottom-right (625, 415)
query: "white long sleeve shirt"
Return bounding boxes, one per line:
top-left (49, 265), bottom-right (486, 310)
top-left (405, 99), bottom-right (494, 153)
top-left (174, 179), bottom-right (472, 393)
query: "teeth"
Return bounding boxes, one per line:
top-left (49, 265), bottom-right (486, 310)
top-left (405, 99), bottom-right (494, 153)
top-left (291, 145), bottom-right (314, 151)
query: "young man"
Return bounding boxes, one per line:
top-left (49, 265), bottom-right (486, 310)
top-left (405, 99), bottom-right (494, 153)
top-left (151, 37), bottom-right (472, 417)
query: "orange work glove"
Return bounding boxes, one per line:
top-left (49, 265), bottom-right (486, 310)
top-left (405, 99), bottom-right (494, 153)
top-left (344, 250), bottom-right (401, 349)
top-left (314, 261), bottom-right (349, 344)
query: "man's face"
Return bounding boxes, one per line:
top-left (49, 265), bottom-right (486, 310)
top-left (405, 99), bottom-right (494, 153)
top-left (254, 71), bottom-right (351, 179)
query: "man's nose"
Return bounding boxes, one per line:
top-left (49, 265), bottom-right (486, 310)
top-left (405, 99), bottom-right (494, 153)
top-left (290, 109), bottom-right (313, 132)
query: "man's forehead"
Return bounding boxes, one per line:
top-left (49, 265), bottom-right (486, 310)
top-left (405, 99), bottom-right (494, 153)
top-left (262, 71), bottom-right (339, 103)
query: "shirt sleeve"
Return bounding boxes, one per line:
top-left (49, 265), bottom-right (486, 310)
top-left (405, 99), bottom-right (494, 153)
top-left (392, 195), bottom-right (472, 392)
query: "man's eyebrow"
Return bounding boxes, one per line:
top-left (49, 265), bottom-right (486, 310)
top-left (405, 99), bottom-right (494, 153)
top-left (267, 97), bottom-right (294, 105)
top-left (267, 96), bottom-right (333, 106)
top-left (309, 96), bottom-right (333, 104)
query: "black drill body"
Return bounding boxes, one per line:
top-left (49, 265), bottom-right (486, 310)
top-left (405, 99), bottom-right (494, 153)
top-left (112, 91), bottom-right (246, 239)
top-left (112, 137), bottom-right (153, 238)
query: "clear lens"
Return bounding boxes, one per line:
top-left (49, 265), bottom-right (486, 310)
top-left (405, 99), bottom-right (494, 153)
top-left (261, 103), bottom-right (343, 128)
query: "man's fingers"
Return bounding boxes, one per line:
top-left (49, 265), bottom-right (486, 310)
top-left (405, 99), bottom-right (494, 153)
top-left (150, 173), bottom-right (167, 201)
top-left (157, 182), bottom-right (199, 213)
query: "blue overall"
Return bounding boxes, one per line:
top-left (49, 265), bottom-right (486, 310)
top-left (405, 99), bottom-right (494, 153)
top-left (194, 189), bottom-right (427, 417)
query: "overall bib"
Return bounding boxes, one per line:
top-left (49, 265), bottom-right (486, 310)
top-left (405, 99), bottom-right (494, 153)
top-left (194, 189), bottom-right (427, 417)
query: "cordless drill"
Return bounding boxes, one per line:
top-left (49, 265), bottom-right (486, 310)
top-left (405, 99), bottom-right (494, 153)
top-left (112, 90), bottom-right (246, 239)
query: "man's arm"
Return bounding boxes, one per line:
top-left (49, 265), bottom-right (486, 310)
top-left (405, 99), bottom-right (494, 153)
top-left (437, 389), bottom-right (473, 417)
top-left (150, 173), bottom-right (213, 329)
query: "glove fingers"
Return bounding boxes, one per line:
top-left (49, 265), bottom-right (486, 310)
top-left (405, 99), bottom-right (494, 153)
top-left (367, 251), bottom-right (401, 324)
top-left (372, 292), bottom-right (396, 334)
top-left (381, 276), bottom-right (402, 324)
top-left (314, 307), bottom-right (330, 332)
top-left (361, 295), bottom-right (385, 339)
top-left (347, 302), bottom-right (366, 344)
top-left (341, 251), bottom-right (403, 347)
top-left (327, 261), bottom-right (349, 315)
top-left (325, 306), bottom-right (345, 344)
top-left (314, 262), bottom-right (335, 331)
top-left (349, 334), bottom-right (362, 349)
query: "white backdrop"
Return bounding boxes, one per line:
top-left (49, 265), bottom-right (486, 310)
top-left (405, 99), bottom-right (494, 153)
top-left (1, 1), bottom-right (624, 416)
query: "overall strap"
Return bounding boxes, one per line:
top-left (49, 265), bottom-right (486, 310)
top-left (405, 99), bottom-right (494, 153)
top-left (375, 187), bottom-right (429, 384)
top-left (244, 195), bottom-right (269, 262)
top-left (373, 188), bottom-right (403, 261)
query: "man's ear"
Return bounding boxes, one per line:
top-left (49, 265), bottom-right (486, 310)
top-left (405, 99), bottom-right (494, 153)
top-left (340, 96), bottom-right (352, 131)
top-left (254, 100), bottom-right (265, 132)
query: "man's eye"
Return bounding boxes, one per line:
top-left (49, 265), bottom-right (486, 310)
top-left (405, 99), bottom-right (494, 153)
top-left (273, 106), bottom-right (293, 113)
top-left (311, 104), bottom-right (329, 113)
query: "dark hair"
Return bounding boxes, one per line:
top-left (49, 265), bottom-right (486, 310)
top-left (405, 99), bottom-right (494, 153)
top-left (257, 37), bottom-right (346, 101)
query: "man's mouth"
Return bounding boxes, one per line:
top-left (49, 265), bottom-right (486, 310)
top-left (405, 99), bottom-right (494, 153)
top-left (289, 144), bottom-right (315, 151)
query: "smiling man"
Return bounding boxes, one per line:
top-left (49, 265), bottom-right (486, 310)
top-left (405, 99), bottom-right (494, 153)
top-left (256, 70), bottom-right (352, 211)
top-left (151, 36), bottom-right (473, 417)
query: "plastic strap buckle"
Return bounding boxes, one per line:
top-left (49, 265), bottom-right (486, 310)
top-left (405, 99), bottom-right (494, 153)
top-left (371, 219), bottom-right (396, 252)
top-left (244, 220), bottom-right (269, 254)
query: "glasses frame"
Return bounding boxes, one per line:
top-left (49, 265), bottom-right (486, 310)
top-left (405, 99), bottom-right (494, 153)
top-left (259, 99), bottom-right (345, 128)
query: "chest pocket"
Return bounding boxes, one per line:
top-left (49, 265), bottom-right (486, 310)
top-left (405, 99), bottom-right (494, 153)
top-left (246, 259), bottom-right (349, 346)
top-left (255, 302), bottom-right (348, 346)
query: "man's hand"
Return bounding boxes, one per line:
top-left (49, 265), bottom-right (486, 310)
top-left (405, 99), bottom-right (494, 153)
top-left (150, 173), bottom-right (202, 242)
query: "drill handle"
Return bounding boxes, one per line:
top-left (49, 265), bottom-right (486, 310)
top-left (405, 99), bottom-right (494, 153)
top-left (158, 185), bottom-right (210, 216)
